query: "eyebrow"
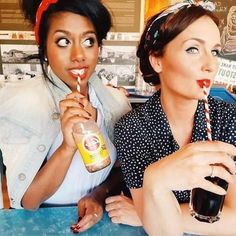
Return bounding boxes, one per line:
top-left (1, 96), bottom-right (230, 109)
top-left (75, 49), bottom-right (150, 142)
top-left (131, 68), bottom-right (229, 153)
top-left (53, 29), bottom-right (96, 36)
top-left (184, 37), bottom-right (222, 48)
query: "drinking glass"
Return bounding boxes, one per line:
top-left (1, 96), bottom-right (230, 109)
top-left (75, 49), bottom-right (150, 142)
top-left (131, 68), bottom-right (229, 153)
top-left (190, 175), bottom-right (228, 223)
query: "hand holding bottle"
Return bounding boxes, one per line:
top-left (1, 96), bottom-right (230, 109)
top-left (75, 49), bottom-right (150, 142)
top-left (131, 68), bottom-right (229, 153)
top-left (59, 91), bottom-right (93, 152)
top-left (72, 76), bottom-right (111, 172)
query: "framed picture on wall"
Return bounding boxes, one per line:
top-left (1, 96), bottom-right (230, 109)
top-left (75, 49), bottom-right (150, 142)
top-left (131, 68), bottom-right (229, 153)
top-left (0, 43), bottom-right (41, 79)
top-left (95, 44), bottom-right (137, 88)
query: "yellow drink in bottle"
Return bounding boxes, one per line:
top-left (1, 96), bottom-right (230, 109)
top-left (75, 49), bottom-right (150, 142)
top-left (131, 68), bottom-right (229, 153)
top-left (73, 120), bottom-right (111, 173)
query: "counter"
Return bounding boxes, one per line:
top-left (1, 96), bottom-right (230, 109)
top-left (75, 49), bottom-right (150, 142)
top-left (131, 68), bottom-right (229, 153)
top-left (0, 206), bottom-right (147, 235)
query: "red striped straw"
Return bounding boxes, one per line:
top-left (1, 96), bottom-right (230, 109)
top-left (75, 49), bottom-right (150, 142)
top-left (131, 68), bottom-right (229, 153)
top-left (77, 76), bottom-right (81, 93)
top-left (203, 81), bottom-right (212, 141)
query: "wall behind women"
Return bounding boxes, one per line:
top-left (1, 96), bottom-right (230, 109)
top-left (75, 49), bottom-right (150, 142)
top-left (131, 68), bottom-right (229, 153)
top-left (0, 0), bottom-right (235, 89)
top-left (0, 0), bottom-right (144, 84)
top-left (145, 0), bottom-right (236, 60)
top-left (144, 0), bottom-right (236, 91)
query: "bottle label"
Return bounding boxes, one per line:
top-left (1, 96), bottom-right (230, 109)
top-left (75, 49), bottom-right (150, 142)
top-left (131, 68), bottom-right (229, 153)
top-left (76, 132), bottom-right (109, 165)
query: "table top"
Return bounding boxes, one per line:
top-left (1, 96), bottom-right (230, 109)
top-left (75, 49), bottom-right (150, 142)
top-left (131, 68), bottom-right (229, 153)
top-left (0, 207), bottom-right (147, 236)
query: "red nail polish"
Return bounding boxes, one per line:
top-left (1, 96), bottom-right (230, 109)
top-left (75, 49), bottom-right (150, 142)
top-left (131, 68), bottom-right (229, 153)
top-left (70, 224), bottom-right (77, 230)
top-left (72, 228), bottom-right (80, 234)
top-left (78, 102), bottom-right (84, 108)
top-left (71, 225), bottom-right (80, 233)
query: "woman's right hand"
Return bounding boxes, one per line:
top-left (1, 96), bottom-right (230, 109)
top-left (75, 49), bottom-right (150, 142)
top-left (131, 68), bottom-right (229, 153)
top-left (59, 91), bottom-right (93, 151)
top-left (144, 141), bottom-right (236, 195)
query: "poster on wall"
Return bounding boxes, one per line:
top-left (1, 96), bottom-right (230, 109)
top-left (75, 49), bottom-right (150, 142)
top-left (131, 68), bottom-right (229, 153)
top-left (219, 4), bottom-right (236, 60)
top-left (2, 63), bottom-right (42, 80)
top-left (215, 57), bottom-right (236, 89)
top-left (0, 44), bottom-right (41, 78)
top-left (1, 44), bottom-right (39, 63)
top-left (103, 0), bottom-right (144, 41)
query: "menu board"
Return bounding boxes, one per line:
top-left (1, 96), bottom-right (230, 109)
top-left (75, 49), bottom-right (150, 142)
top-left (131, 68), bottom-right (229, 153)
top-left (103, 0), bottom-right (143, 33)
top-left (0, 0), bottom-right (34, 41)
top-left (0, 0), bottom-right (30, 31)
top-left (103, 0), bottom-right (144, 41)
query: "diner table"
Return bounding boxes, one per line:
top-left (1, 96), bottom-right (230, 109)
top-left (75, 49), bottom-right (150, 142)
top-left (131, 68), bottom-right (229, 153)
top-left (0, 206), bottom-right (147, 236)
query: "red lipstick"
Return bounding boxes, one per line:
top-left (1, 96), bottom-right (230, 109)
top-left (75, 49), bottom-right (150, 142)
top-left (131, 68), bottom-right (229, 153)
top-left (197, 79), bottom-right (211, 88)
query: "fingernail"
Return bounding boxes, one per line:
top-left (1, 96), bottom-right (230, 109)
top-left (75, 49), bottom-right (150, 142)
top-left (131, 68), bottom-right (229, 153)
top-left (71, 225), bottom-right (80, 234)
top-left (70, 224), bottom-right (78, 230)
top-left (78, 102), bottom-right (84, 108)
top-left (74, 225), bottom-right (81, 231)
top-left (72, 228), bottom-right (80, 234)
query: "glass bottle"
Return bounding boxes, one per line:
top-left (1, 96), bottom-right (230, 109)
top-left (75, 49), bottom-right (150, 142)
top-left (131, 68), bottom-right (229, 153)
top-left (73, 120), bottom-right (111, 173)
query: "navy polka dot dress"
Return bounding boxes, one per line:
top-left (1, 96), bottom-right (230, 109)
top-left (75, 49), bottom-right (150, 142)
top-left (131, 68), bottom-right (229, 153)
top-left (114, 90), bottom-right (236, 203)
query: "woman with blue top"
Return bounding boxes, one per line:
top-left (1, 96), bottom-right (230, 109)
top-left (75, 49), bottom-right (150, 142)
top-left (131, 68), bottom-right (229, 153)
top-left (0, 0), bottom-right (143, 232)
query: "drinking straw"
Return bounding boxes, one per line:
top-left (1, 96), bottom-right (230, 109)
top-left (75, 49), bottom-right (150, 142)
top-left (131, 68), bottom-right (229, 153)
top-left (77, 76), bottom-right (81, 93)
top-left (203, 81), bottom-right (212, 141)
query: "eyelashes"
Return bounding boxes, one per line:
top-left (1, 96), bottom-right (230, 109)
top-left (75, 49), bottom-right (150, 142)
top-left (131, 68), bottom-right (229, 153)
top-left (82, 37), bottom-right (96, 47)
top-left (56, 38), bottom-right (69, 47)
top-left (186, 47), bottom-right (198, 54)
top-left (211, 49), bottom-right (221, 57)
top-left (186, 47), bottom-right (221, 57)
top-left (55, 37), bottom-right (96, 48)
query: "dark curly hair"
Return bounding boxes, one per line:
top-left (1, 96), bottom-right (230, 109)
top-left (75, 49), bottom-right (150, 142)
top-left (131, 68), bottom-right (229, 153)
top-left (137, 4), bottom-right (219, 85)
top-left (19, 0), bottom-right (112, 83)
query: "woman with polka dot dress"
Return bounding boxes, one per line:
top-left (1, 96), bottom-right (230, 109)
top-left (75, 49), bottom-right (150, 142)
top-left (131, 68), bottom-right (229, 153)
top-left (114, 2), bottom-right (236, 236)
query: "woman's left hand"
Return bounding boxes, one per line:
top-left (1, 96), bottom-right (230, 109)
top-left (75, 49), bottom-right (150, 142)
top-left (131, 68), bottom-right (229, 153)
top-left (70, 195), bottom-right (103, 233)
top-left (105, 195), bottom-right (142, 226)
top-left (107, 84), bottom-right (129, 96)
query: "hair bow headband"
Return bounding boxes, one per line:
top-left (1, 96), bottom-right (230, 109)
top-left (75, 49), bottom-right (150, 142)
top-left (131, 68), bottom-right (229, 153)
top-left (145, 0), bottom-right (215, 48)
top-left (34, 0), bottom-right (58, 45)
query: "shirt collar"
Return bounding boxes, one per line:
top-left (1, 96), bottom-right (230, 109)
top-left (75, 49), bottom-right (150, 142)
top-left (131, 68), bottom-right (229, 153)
top-left (147, 90), bottom-right (208, 146)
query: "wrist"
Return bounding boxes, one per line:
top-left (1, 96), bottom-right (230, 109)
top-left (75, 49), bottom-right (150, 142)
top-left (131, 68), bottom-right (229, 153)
top-left (89, 186), bottom-right (109, 208)
top-left (59, 142), bottom-right (77, 157)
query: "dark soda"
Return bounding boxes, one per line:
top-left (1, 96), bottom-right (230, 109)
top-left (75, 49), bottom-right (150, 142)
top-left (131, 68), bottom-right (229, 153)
top-left (190, 176), bottom-right (228, 223)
